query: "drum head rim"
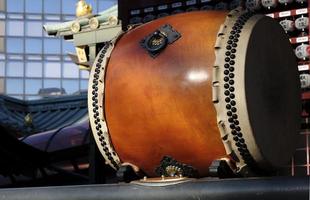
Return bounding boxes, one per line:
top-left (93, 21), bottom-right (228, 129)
top-left (213, 8), bottom-right (300, 174)
top-left (88, 42), bottom-right (122, 170)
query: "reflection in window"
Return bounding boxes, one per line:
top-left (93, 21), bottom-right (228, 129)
top-left (0, 78), bottom-right (4, 94)
top-left (26, 39), bottom-right (42, 54)
top-left (98, 0), bottom-right (117, 12)
top-left (44, 62), bottom-right (61, 78)
top-left (26, 21), bottom-right (42, 36)
top-left (63, 63), bottom-right (79, 78)
top-left (44, 79), bottom-right (60, 88)
top-left (63, 16), bottom-right (76, 21)
top-left (44, 0), bottom-right (61, 14)
top-left (25, 0), bottom-right (42, 13)
top-left (7, 0), bottom-right (24, 13)
top-left (7, 61), bottom-right (24, 77)
top-left (26, 62), bottom-right (42, 77)
top-left (9, 95), bottom-right (23, 100)
top-left (7, 38), bottom-right (24, 53)
top-left (0, 13), bottom-right (5, 20)
top-left (80, 80), bottom-right (88, 90)
top-left (8, 14), bottom-right (23, 20)
top-left (45, 55), bottom-right (60, 61)
top-left (27, 55), bottom-right (42, 60)
top-left (26, 14), bottom-right (42, 20)
top-left (62, 0), bottom-right (77, 14)
top-left (0, 37), bottom-right (3, 53)
top-left (25, 95), bottom-right (41, 100)
top-left (44, 15), bottom-right (61, 21)
top-left (44, 38), bottom-right (60, 54)
top-left (0, 21), bottom-right (5, 36)
top-left (6, 78), bottom-right (24, 94)
top-left (0, 61), bottom-right (4, 76)
top-left (63, 79), bottom-right (79, 94)
top-left (86, 0), bottom-right (97, 13)
top-left (7, 21), bottom-right (24, 36)
top-left (80, 70), bottom-right (89, 79)
top-left (25, 79), bottom-right (42, 94)
top-left (8, 55), bottom-right (23, 60)
top-left (63, 55), bottom-right (71, 61)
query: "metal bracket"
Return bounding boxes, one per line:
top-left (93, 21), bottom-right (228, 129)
top-left (155, 156), bottom-right (198, 178)
top-left (140, 24), bottom-right (181, 58)
top-left (208, 159), bottom-right (238, 178)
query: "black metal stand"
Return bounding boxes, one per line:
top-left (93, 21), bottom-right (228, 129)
top-left (0, 176), bottom-right (307, 200)
top-left (89, 133), bottom-right (116, 184)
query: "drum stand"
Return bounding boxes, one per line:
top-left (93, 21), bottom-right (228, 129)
top-left (209, 158), bottom-right (261, 178)
top-left (116, 163), bottom-right (148, 183)
top-left (209, 159), bottom-right (239, 178)
top-left (116, 165), bottom-right (142, 183)
top-left (116, 157), bottom-right (242, 182)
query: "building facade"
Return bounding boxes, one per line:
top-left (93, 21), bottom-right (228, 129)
top-left (0, 0), bottom-right (117, 100)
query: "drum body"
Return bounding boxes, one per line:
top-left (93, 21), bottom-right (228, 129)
top-left (89, 9), bottom-right (301, 177)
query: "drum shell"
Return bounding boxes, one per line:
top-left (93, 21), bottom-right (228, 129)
top-left (105, 11), bottom-right (228, 177)
top-left (90, 10), bottom-right (300, 177)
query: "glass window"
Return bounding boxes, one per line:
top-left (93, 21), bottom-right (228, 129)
top-left (26, 14), bottom-right (42, 20)
top-left (27, 55), bottom-right (42, 60)
top-left (25, 0), bottom-right (42, 13)
top-left (7, 21), bottom-right (24, 36)
top-left (6, 78), bottom-right (24, 94)
top-left (0, 21), bottom-right (5, 36)
top-left (25, 39), bottom-right (42, 54)
top-left (0, 78), bottom-right (4, 94)
top-left (44, 79), bottom-right (60, 88)
top-left (80, 70), bottom-right (89, 79)
top-left (62, 0), bottom-right (76, 14)
top-left (8, 14), bottom-right (23, 19)
top-left (86, 0), bottom-right (97, 13)
top-left (63, 15), bottom-right (75, 21)
top-left (0, 37), bottom-right (3, 52)
top-left (44, 0), bottom-right (60, 14)
top-left (44, 38), bottom-right (60, 54)
top-left (62, 41), bottom-right (74, 53)
top-left (7, 0), bottom-right (24, 13)
top-left (26, 21), bottom-right (42, 36)
top-left (80, 80), bottom-right (88, 90)
top-left (62, 79), bottom-right (79, 94)
top-left (44, 15), bottom-right (60, 21)
top-left (98, 0), bottom-right (117, 12)
top-left (8, 55), bottom-right (23, 60)
top-left (7, 61), bottom-right (24, 77)
top-left (44, 62), bottom-right (61, 78)
top-left (0, 13), bottom-right (5, 20)
top-left (63, 63), bottom-right (78, 78)
top-left (0, 53), bottom-right (5, 60)
top-left (7, 38), bottom-right (24, 53)
top-left (63, 55), bottom-right (71, 61)
top-left (26, 62), bottom-right (42, 77)
top-left (45, 55), bottom-right (60, 61)
top-left (0, 61), bottom-right (5, 76)
top-left (25, 79), bottom-right (42, 94)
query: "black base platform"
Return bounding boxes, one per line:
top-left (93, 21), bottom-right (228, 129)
top-left (0, 176), bottom-right (308, 200)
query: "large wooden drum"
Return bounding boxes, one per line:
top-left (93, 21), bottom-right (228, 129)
top-left (88, 9), bottom-right (301, 177)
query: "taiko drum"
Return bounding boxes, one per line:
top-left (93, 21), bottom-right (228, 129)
top-left (88, 9), bottom-right (301, 177)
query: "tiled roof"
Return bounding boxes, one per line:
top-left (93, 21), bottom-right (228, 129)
top-left (0, 93), bottom-right (88, 136)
